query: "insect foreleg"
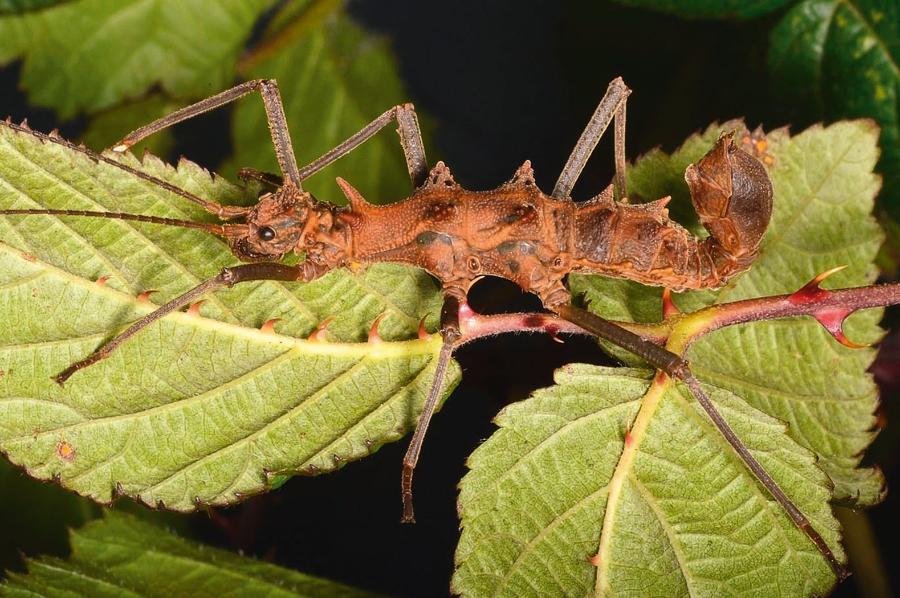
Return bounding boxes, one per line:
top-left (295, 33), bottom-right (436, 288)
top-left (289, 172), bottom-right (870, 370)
top-left (54, 262), bottom-right (323, 385)
top-left (552, 303), bottom-right (847, 580)
top-left (553, 77), bottom-right (630, 201)
top-left (401, 293), bottom-right (461, 523)
top-left (112, 80), bottom-right (303, 189)
top-left (297, 104), bottom-right (428, 188)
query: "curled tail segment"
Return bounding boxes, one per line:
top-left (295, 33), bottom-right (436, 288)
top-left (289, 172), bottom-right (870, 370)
top-left (573, 134), bottom-right (773, 290)
top-left (686, 133), bottom-right (773, 271)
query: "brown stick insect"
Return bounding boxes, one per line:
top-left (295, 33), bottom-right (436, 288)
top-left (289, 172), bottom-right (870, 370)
top-left (0, 77), bottom-right (846, 578)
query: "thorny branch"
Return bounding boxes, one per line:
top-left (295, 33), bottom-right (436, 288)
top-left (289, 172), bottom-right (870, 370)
top-left (455, 268), bottom-right (900, 356)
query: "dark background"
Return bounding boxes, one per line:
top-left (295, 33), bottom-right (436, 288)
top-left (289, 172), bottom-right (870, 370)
top-left (0, 1), bottom-right (897, 596)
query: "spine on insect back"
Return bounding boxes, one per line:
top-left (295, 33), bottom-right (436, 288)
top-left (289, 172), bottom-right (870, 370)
top-left (571, 136), bottom-right (773, 291)
top-left (335, 161), bottom-right (577, 305)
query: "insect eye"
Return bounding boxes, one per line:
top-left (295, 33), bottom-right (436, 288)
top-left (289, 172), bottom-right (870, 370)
top-left (258, 226), bottom-right (276, 241)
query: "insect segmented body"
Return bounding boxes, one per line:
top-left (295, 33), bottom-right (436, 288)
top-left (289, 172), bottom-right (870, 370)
top-left (235, 134), bottom-right (771, 309)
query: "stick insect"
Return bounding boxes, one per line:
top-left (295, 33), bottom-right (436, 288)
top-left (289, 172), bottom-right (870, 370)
top-left (0, 77), bottom-right (846, 579)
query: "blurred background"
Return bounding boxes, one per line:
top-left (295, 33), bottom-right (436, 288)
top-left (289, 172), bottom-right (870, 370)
top-left (0, 0), bottom-right (897, 596)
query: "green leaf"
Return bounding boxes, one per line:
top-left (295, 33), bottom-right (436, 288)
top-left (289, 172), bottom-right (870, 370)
top-left (608, 0), bottom-right (793, 19)
top-left (228, 2), bottom-right (413, 203)
top-left (0, 119), bottom-right (457, 511)
top-left (456, 122), bottom-right (884, 596)
top-left (572, 121), bottom-right (884, 504)
top-left (0, 0), bottom-right (274, 117)
top-left (2, 511), bottom-right (382, 597)
top-left (768, 0), bottom-right (900, 264)
top-left (453, 365), bottom-right (842, 597)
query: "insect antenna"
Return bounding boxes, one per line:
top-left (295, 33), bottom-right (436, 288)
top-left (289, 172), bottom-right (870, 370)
top-left (0, 208), bottom-right (234, 235)
top-left (1, 119), bottom-right (250, 219)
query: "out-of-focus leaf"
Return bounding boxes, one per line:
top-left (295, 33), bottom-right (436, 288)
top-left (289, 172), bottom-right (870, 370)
top-left (0, 120), bottom-right (455, 511)
top-left (768, 0), bottom-right (899, 270)
top-left (229, 1), bottom-right (413, 203)
top-left (609, 0), bottom-right (793, 18)
top-left (0, 459), bottom-right (96, 575)
top-left (2, 511), bottom-right (383, 597)
top-left (0, 0), bottom-right (275, 117)
top-left (0, 0), bottom-right (67, 14)
top-left (572, 121), bottom-right (884, 504)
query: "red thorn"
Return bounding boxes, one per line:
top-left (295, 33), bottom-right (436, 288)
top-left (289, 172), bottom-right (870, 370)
top-left (95, 275), bottom-right (110, 287)
top-left (624, 427), bottom-right (634, 448)
top-left (813, 307), bottom-right (871, 349)
top-left (653, 370), bottom-right (668, 385)
top-left (789, 266), bottom-right (847, 305)
top-left (137, 289), bottom-right (158, 302)
top-left (661, 288), bottom-right (679, 318)
top-left (260, 318), bottom-right (281, 334)
top-left (309, 317), bottom-right (334, 342)
top-left (831, 329), bottom-right (871, 349)
top-left (20, 251), bottom-right (36, 262)
top-left (187, 300), bottom-right (206, 316)
top-left (417, 317), bottom-right (430, 340)
top-left (589, 553), bottom-right (602, 567)
top-left (368, 314), bottom-right (387, 344)
top-left (785, 266), bottom-right (869, 348)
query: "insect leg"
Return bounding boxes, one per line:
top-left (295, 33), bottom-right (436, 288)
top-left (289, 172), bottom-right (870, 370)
top-left (112, 80), bottom-right (302, 189)
top-left (237, 167), bottom-right (284, 189)
top-left (552, 303), bottom-right (847, 580)
top-left (297, 103), bottom-right (428, 188)
top-left (612, 93), bottom-right (627, 202)
top-left (54, 262), bottom-right (324, 385)
top-left (553, 77), bottom-right (631, 200)
top-left (401, 293), bottom-right (461, 523)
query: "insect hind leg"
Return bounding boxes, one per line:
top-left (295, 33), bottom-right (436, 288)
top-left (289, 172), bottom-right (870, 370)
top-left (552, 302), bottom-right (848, 580)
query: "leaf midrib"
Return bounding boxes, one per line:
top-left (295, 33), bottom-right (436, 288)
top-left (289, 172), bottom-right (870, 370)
top-left (0, 241), bottom-right (440, 358)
